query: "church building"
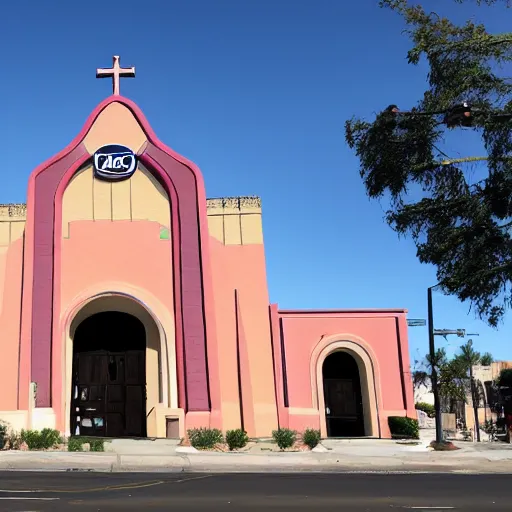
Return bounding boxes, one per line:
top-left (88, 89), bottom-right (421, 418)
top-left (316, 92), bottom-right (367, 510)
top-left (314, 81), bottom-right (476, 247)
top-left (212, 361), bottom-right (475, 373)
top-left (0, 57), bottom-right (415, 440)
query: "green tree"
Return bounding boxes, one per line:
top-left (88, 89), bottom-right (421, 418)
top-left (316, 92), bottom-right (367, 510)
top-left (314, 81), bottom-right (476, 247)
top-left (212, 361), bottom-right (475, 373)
top-left (455, 0), bottom-right (510, 4)
top-left (498, 367), bottom-right (512, 387)
top-left (456, 1), bottom-right (510, 5)
top-left (459, 340), bottom-right (483, 440)
top-left (431, 349), bottom-right (470, 406)
top-left (480, 352), bottom-right (494, 366)
top-left (345, 0), bottom-right (512, 327)
top-left (424, 342), bottom-right (494, 439)
top-left (412, 369), bottom-right (430, 389)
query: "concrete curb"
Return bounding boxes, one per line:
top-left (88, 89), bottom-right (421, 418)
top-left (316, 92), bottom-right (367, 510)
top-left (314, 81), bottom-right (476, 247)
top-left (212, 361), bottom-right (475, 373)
top-left (1, 450), bottom-right (512, 474)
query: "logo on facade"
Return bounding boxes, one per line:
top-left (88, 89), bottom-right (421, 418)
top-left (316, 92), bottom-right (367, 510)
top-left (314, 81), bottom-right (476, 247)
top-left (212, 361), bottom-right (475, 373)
top-left (93, 144), bottom-right (137, 180)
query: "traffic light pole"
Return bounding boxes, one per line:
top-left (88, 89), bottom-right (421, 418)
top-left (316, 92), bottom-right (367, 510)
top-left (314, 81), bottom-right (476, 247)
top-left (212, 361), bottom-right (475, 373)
top-left (428, 286), bottom-right (443, 444)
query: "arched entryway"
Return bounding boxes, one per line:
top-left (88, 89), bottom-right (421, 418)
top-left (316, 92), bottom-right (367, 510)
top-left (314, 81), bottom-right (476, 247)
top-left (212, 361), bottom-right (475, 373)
top-left (322, 351), bottom-right (365, 437)
top-left (71, 311), bottom-right (147, 438)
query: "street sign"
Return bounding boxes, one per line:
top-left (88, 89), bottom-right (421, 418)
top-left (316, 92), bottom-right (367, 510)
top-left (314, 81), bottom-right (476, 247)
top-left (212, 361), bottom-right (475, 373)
top-left (407, 319), bottom-right (426, 327)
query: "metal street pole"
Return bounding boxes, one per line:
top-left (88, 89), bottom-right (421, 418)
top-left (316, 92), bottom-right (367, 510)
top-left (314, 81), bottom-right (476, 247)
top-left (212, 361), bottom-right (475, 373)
top-left (428, 286), bottom-right (443, 444)
top-left (467, 340), bottom-right (482, 443)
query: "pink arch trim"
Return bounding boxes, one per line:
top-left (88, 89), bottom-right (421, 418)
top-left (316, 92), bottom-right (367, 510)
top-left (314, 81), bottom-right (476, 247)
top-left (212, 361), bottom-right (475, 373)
top-left (23, 95), bottom-right (213, 412)
top-left (310, 333), bottom-right (383, 409)
top-left (27, 95), bottom-right (209, 184)
top-left (58, 284), bottom-right (177, 432)
top-left (310, 334), bottom-right (383, 438)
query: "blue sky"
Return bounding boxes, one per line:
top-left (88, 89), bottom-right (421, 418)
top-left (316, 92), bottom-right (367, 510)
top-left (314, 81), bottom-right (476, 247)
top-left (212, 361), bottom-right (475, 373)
top-left (1, 0), bottom-right (510, 363)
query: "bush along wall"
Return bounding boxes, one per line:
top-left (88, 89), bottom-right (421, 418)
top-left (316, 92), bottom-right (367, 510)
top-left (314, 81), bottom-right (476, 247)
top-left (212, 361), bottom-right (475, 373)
top-left (225, 429), bottom-right (249, 451)
top-left (20, 429), bottom-right (62, 450)
top-left (187, 428), bottom-right (224, 450)
top-left (0, 423), bottom-right (7, 450)
top-left (272, 428), bottom-right (297, 450)
top-left (67, 437), bottom-right (105, 452)
top-left (301, 428), bottom-right (321, 449)
top-left (388, 417), bottom-right (420, 440)
top-left (415, 402), bottom-right (435, 418)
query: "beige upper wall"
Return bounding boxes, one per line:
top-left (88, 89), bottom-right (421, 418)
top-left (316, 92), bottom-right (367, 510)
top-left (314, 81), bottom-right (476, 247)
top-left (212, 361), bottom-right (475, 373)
top-left (0, 195), bottom-right (264, 246)
top-left (207, 196), bottom-right (263, 245)
top-left (61, 164), bottom-right (171, 237)
top-left (0, 205), bottom-right (26, 246)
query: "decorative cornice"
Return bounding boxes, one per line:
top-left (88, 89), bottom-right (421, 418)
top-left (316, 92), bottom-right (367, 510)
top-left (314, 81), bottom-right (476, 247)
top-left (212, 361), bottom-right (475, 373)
top-left (206, 198), bottom-right (224, 210)
top-left (0, 203), bottom-right (27, 219)
top-left (206, 196), bottom-right (261, 210)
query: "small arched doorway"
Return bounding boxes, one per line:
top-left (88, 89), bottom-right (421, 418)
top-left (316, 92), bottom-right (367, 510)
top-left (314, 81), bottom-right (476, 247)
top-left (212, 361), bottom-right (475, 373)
top-left (322, 351), bottom-right (365, 437)
top-left (71, 311), bottom-right (147, 438)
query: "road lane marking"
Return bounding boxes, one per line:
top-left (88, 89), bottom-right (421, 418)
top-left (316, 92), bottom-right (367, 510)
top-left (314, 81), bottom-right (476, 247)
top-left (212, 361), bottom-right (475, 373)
top-left (0, 480), bottom-right (165, 494)
top-left (174, 475), bottom-right (213, 484)
top-left (0, 497), bottom-right (59, 500)
top-left (0, 474), bottom-right (214, 495)
top-left (0, 490), bottom-right (38, 493)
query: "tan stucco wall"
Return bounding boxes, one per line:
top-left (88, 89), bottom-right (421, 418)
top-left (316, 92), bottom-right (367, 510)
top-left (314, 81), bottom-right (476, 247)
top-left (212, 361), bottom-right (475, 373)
top-left (0, 205), bottom-right (25, 413)
top-left (61, 164), bottom-right (171, 237)
top-left (464, 361), bottom-right (512, 432)
top-left (1, 196), bottom-right (262, 243)
top-left (207, 197), bottom-right (263, 245)
top-left (0, 204), bottom-right (26, 245)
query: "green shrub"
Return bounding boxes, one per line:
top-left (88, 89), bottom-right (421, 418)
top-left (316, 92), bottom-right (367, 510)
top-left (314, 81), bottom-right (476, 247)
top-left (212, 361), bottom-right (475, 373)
top-left (225, 429), bottom-right (249, 451)
top-left (5, 431), bottom-right (22, 450)
top-left (67, 437), bottom-right (105, 452)
top-left (187, 428), bottom-right (223, 450)
top-left (301, 428), bottom-right (321, 449)
top-left (89, 439), bottom-right (105, 452)
top-left (40, 428), bottom-right (62, 448)
top-left (498, 368), bottom-right (512, 387)
top-left (415, 402), bottom-right (435, 418)
top-left (0, 422), bottom-right (7, 450)
top-left (388, 417), bottom-right (420, 439)
top-left (272, 428), bottom-right (296, 450)
top-left (20, 428), bottom-right (62, 450)
top-left (67, 437), bottom-right (83, 452)
top-left (20, 430), bottom-right (40, 450)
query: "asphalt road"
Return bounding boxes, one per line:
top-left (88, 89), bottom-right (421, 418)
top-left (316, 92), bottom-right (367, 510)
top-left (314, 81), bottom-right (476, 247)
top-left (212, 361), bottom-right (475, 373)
top-left (0, 472), bottom-right (509, 511)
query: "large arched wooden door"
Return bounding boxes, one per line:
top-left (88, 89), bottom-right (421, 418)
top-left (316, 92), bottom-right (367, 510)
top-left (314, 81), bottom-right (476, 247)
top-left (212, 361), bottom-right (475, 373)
top-left (71, 311), bottom-right (146, 438)
top-left (322, 351), bottom-right (365, 437)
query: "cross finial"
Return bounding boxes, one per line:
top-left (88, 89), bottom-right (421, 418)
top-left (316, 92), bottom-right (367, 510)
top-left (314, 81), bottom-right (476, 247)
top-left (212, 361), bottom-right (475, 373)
top-left (96, 56), bottom-right (135, 96)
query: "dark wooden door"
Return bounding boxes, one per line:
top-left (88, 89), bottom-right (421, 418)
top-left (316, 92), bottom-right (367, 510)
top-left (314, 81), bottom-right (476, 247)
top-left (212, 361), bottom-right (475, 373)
top-left (71, 350), bottom-right (146, 438)
top-left (324, 378), bottom-right (365, 437)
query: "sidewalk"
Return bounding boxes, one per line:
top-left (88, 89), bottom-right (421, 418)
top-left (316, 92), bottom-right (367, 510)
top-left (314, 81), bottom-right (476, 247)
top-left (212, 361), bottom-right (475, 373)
top-left (1, 438), bottom-right (511, 474)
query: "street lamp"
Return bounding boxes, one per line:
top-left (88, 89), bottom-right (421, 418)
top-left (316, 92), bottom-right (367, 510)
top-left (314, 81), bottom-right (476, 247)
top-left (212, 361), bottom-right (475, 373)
top-left (427, 286), bottom-right (444, 444)
top-left (428, 285), bottom-right (480, 444)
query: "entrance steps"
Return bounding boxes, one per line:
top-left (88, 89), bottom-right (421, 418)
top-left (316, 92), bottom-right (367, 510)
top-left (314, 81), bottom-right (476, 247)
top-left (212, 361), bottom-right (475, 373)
top-left (103, 438), bottom-right (180, 455)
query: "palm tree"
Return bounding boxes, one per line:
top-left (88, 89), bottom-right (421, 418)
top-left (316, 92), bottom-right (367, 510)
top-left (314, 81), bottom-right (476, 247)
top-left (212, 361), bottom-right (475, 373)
top-left (459, 340), bottom-right (483, 442)
top-left (480, 353), bottom-right (494, 366)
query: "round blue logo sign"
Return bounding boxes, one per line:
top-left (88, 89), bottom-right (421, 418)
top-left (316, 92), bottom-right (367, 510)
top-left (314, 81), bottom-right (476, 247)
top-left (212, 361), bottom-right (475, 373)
top-left (93, 144), bottom-right (137, 180)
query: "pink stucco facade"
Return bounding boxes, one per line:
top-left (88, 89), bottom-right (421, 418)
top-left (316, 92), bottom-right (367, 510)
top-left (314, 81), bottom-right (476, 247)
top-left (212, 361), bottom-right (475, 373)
top-left (271, 309), bottom-right (416, 438)
top-left (0, 89), bottom-right (415, 439)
